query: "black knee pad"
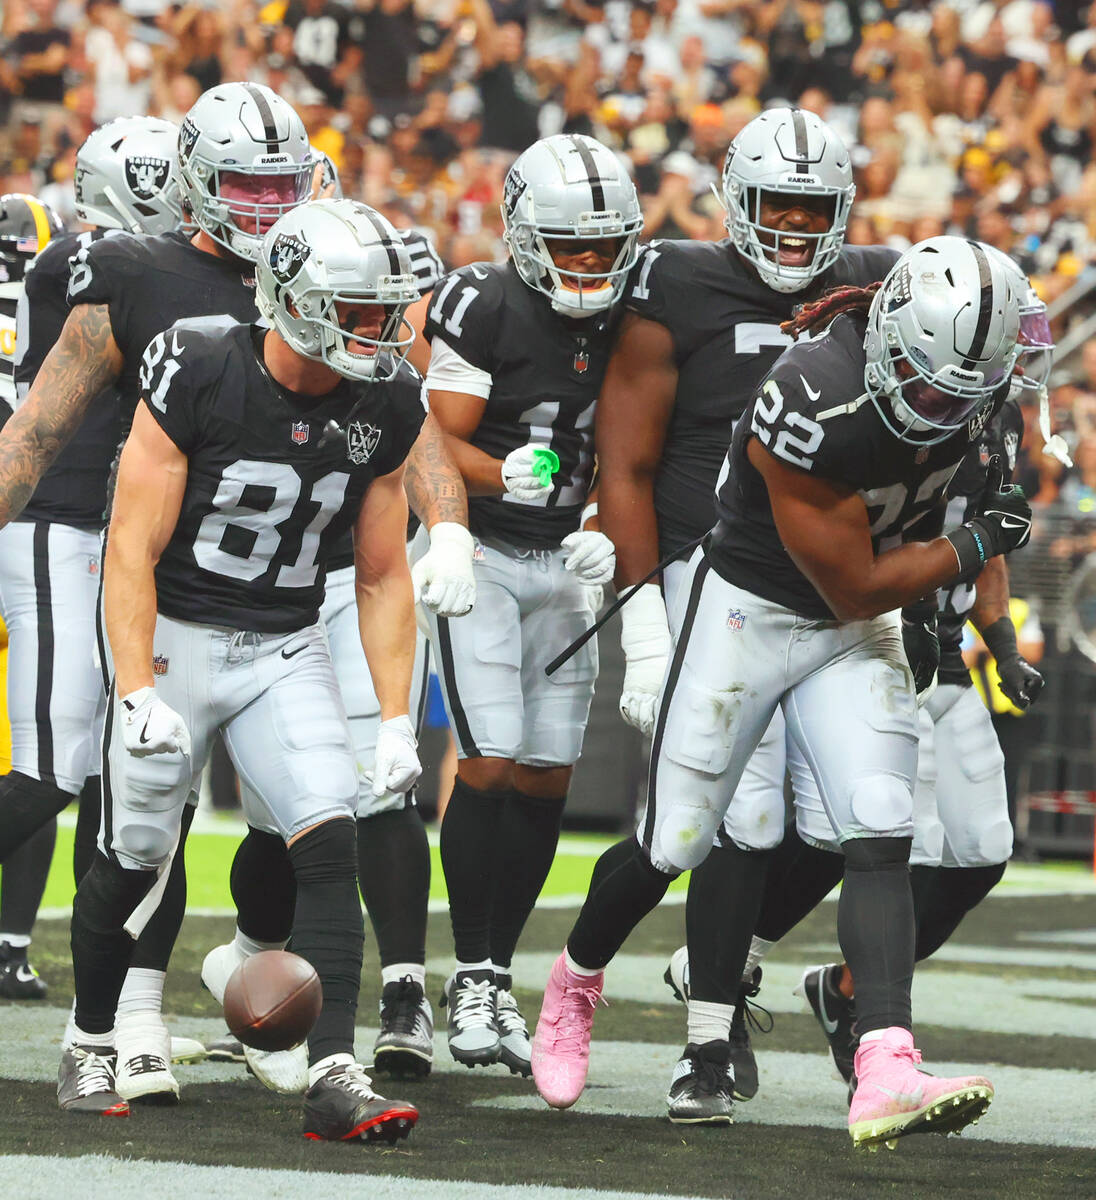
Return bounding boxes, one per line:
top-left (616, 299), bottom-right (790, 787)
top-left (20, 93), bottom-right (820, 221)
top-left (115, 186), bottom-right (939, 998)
top-left (288, 817), bottom-right (357, 884)
top-left (842, 835), bottom-right (911, 872)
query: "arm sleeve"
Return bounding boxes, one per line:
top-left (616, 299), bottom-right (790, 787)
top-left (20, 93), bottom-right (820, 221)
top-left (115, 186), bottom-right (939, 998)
top-left (425, 335), bottom-right (493, 399)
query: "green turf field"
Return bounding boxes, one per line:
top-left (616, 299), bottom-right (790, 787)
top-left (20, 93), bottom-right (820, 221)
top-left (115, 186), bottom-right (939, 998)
top-left (5, 847), bottom-right (1096, 1200)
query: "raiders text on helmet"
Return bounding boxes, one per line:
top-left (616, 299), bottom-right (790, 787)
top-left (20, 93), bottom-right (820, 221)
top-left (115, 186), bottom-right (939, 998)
top-left (255, 199), bottom-right (420, 381)
top-left (864, 236), bottom-right (1021, 445)
top-left (177, 82), bottom-right (313, 263)
top-left (719, 107), bottom-right (855, 294)
top-left (501, 134), bottom-right (643, 318)
top-left (74, 117), bottom-right (183, 236)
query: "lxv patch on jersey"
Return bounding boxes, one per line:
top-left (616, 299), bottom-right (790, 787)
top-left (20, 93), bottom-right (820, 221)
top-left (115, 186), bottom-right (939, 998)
top-left (348, 421), bottom-right (381, 464)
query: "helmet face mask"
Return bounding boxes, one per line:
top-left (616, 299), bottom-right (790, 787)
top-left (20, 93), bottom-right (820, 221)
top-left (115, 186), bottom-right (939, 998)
top-left (255, 199), bottom-right (420, 382)
top-left (502, 134), bottom-right (643, 318)
top-left (864, 237), bottom-right (1021, 446)
top-left (74, 117), bottom-right (183, 235)
top-left (720, 107), bottom-right (855, 295)
top-left (178, 82), bottom-right (313, 263)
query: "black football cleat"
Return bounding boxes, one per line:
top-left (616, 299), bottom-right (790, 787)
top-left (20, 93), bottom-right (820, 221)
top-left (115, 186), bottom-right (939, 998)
top-left (728, 967), bottom-right (772, 1102)
top-left (0, 941), bottom-right (47, 1000)
top-left (373, 977), bottom-right (434, 1079)
top-left (303, 1061), bottom-right (418, 1144)
top-left (795, 962), bottom-right (858, 1086)
top-left (666, 1040), bottom-right (735, 1125)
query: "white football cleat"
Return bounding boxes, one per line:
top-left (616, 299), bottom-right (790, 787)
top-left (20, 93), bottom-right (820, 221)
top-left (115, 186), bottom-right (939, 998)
top-left (245, 1043), bottom-right (309, 1095)
top-left (115, 1013), bottom-right (180, 1104)
top-left (200, 942), bottom-right (246, 1005)
top-left (170, 1035), bottom-right (208, 1064)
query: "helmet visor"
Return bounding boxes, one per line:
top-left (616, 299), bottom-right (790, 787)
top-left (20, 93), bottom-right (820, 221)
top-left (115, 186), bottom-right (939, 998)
top-left (219, 166), bottom-right (314, 237)
top-left (1017, 307), bottom-right (1054, 389)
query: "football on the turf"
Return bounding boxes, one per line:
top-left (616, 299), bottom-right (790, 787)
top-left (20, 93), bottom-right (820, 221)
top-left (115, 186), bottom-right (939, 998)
top-left (223, 950), bottom-right (322, 1052)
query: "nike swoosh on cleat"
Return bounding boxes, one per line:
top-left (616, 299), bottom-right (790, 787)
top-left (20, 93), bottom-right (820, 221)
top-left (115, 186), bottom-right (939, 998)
top-left (873, 1083), bottom-right (924, 1107)
top-left (281, 644), bottom-right (307, 659)
top-left (816, 975), bottom-right (839, 1035)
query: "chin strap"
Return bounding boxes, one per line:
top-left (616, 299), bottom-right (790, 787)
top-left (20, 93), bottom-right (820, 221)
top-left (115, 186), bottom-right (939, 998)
top-left (1037, 385), bottom-right (1072, 467)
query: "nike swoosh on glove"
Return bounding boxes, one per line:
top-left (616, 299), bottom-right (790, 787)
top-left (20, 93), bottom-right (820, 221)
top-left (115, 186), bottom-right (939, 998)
top-left (619, 583), bottom-right (671, 736)
top-left (561, 529), bottom-right (616, 586)
top-left (501, 444), bottom-right (554, 501)
top-left (120, 687), bottom-right (191, 757)
top-left (369, 714), bottom-right (422, 797)
top-left (412, 522), bottom-right (476, 617)
top-left (945, 454), bottom-right (1033, 580)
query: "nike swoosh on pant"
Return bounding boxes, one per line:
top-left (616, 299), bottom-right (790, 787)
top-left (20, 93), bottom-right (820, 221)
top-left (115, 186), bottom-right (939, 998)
top-left (281, 644), bottom-right (307, 659)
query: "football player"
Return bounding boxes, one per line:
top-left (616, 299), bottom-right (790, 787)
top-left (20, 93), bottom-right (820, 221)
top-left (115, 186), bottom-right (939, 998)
top-left (419, 133), bottom-right (642, 1075)
top-left (532, 237), bottom-right (1032, 1150)
top-left (0, 128), bottom-right (182, 1003)
top-left (595, 107), bottom-right (898, 1109)
top-left (60, 199), bottom-right (426, 1146)
top-left (0, 190), bottom-right (67, 997)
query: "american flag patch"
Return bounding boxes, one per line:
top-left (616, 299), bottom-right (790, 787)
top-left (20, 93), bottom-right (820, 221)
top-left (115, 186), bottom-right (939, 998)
top-left (726, 609), bottom-right (747, 631)
top-left (152, 654), bottom-right (169, 676)
top-left (15, 236), bottom-right (37, 253)
top-left (291, 421), bottom-right (309, 444)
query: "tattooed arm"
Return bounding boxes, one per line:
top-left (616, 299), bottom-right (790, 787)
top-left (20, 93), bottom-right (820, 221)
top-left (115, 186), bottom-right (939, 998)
top-left (0, 303), bottom-right (123, 527)
top-left (404, 410), bottom-right (469, 529)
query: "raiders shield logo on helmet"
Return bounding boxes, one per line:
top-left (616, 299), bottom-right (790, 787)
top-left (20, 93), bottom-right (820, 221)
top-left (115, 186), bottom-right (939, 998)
top-left (179, 118), bottom-right (200, 161)
top-left (270, 232), bottom-right (310, 284)
top-left (503, 167), bottom-right (527, 217)
top-left (125, 155), bottom-right (170, 200)
top-left (347, 421), bottom-right (381, 464)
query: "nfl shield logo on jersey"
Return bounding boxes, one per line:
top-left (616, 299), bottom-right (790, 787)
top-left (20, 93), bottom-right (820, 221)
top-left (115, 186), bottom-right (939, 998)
top-left (291, 420), bottom-right (309, 445)
top-left (573, 348), bottom-right (589, 374)
top-left (347, 421), bottom-right (381, 464)
top-left (152, 654), bottom-right (169, 677)
top-left (727, 609), bottom-right (747, 631)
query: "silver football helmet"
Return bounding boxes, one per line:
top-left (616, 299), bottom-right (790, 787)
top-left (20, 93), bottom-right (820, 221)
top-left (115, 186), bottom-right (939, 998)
top-left (719, 107), bottom-right (854, 294)
top-left (74, 117), bottom-right (183, 236)
top-left (178, 82), bottom-right (313, 262)
top-left (501, 134), bottom-right (642, 318)
top-left (864, 237), bottom-right (1021, 445)
top-left (311, 146), bottom-right (343, 199)
top-left (981, 244), bottom-right (1053, 392)
top-left (255, 199), bottom-right (420, 382)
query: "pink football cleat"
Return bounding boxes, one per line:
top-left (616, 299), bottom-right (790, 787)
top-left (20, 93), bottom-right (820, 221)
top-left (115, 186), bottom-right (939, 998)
top-left (848, 1027), bottom-right (993, 1150)
top-left (531, 953), bottom-right (605, 1110)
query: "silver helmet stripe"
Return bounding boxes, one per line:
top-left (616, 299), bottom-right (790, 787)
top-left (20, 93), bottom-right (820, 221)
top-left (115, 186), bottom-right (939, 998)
top-left (791, 108), bottom-right (810, 175)
top-left (242, 82), bottom-right (280, 154)
top-left (568, 135), bottom-right (606, 212)
top-left (962, 239), bottom-right (995, 369)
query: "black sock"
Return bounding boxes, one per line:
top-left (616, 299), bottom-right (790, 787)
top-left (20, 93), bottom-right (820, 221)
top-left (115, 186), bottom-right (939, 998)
top-left (0, 817), bottom-right (57, 938)
top-left (489, 789), bottom-right (566, 971)
top-left (73, 775), bottom-right (102, 887)
top-left (230, 827), bottom-right (296, 944)
top-left (0, 771), bottom-right (73, 863)
top-left (130, 805), bottom-right (194, 973)
top-left (754, 827), bottom-right (845, 943)
top-left (440, 777), bottom-right (506, 964)
top-left (357, 806), bottom-right (429, 968)
top-left (687, 841), bottom-right (773, 1006)
top-left (914, 862), bottom-right (1006, 961)
top-left (567, 837), bottom-right (675, 970)
top-left (838, 837), bottom-right (914, 1035)
top-left (71, 852), bottom-right (156, 1034)
top-left (288, 818), bottom-right (363, 1066)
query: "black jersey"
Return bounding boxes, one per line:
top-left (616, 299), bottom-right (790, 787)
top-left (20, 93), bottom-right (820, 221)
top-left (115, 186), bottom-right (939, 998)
top-left (936, 397), bottom-right (1024, 687)
top-left (626, 239), bottom-right (900, 559)
top-left (145, 320), bottom-right (425, 633)
top-left (425, 261), bottom-right (615, 549)
top-left (709, 312), bottom-right (1002, 620)
top-left (11, 231), bottom-right (121, 529)
top-left (67, 229), bottom-right (260, 437)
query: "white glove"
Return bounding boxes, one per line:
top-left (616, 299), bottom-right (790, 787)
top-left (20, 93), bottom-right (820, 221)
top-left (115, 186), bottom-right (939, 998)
top-left (411, 522), bottom-right (476, 617)
top-left (561, 529), bottom-right (616, 586)
top-left (501, 444), bottom-right (554, 501)
top-left (619, 583), bottom-right (672, 736)
top-left (120, 687), bottom-right (191, 757)
top-left (370, 714), bottom-right (422, 797)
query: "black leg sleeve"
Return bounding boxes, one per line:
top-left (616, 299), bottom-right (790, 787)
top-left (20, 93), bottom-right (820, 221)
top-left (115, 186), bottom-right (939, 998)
top-left (687, 841), bottom-right (774, 1006)
top-left (838, 836), bottom-right (915, 1035)
top-left (754, 826), bottom-right (845, 944)
top-left (489, 789), bottom-right (566, 971)
top-left (914, 862), bottom-right (1006, 962)
top-left (439, 777), bottom-right (506, 964)
top-left (567, 837), bottom-right (676, 971)
top-left (288, 817), bottom-right (363, 1065)
top-left (230, 826), bottom-right (296, 944)
top-left (130, 804), bottom-right (195, 973)
top-left (357, 806), bottom-right (430, 968)
top-left (71, 852), bottom-right (156, 1035)
top-left (0, 771), bottom-right (72, 864)
top-left (0, 818), bottom-right (57, 938)
top-left (73, 775), bottom-right (102, 887)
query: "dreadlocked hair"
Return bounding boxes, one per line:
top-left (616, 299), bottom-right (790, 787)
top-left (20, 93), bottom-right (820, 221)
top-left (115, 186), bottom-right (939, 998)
top-left (779, 281), bottom-right (882, 339)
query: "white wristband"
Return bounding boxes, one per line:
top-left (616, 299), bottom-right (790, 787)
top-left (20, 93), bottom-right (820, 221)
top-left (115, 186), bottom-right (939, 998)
top-left (581, 502), bottom-right (598, 529)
